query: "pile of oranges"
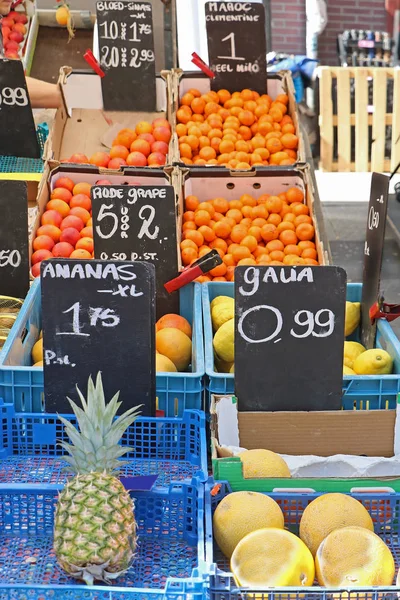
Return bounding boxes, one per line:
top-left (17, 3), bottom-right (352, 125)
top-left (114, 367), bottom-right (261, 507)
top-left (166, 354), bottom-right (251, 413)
top-left (176, 88), bottom-right (298, 168)
top-left (180, 188), bottom-right (319, 282)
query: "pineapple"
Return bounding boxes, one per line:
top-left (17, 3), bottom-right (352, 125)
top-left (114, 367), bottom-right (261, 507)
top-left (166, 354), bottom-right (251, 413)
top-left (54, 373), bottom-right (142, 585)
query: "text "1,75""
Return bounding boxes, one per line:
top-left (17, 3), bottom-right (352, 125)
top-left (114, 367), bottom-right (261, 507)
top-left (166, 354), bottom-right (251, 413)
top-left (57, 302), bottom-right (120, 336)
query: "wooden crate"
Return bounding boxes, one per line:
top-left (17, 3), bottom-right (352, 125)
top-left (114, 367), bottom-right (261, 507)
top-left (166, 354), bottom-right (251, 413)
top-left (319, 66), bottom-right (400, 173)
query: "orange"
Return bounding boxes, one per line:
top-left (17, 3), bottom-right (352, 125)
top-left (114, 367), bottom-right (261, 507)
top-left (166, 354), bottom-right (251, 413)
top-left (266, 131), bottom-right (282, 140)
top-left (281, 124), bottom-right (296, 135)
top-left (213, 212), bottom-right (224, 222)
top-left (210, 138), bottom-right (221, 152)
top-left (192, 158), bottom-right (205, 165)
top-left (286, 149), bottom-right (298, 160)
top-left (199, 247), bottom-right (212, 258)
top-left (266, 138), bottom-right (283, 154)
top-left (197, 202), bottom-right (215, 217)
top-left (199, 123), bottom-right (212, 135)
top-left (241, 218), bottom-right (252, 228)
top-left (284, 244), bottom-right (301, 256)
top-left (253, 246), bottom-right (268, 258)
top-left (267, 239), bottom-right (284, 253)
top-left (212, 277), bottom-right (228, 282)
top-left (277, 222), bottom-right (295, 234)
top-left (183, 221), bottom-right (196, 232)
top-left (205, 102), bottom-right (220, 116)
top-left (298, 241), bottom-right (316, 251)
top-left (224, 209), bottom-right (241, 224)
top-left (177, 108), bottom-right (192, 124)
top-left (257, 194), bottom-right (270, 205)
top-left (229, 200), bottom-right (243, 210)
top-left (302, 248), bottom-right (318, 260)
top-left (280, 230), bottom-right (298, 246)
top-left (197, 225), bottom-right (216, 243)
top-left (240, 235), bottom-right (258, 253)
top-left (251, 205), bottom-right (269, 220)
top-left (269, 107), bottom-right (283, 122)
top-left (188, 123), bottom-right (202, 137)
top-left (280, 204), bottom-right (291, 218)
top-left (181, 247), bottom-right (198, 265)
top-left (232, 246), bottom-right (251, 263)
top-left (241, 89), bottom-right (254, 101)
top-left (280, 159), bottom-right (296, 166)
top-left (256, 255), bottom-right (272, 265)
top-left (304, 258), bottom-right (319, 266)
top-left (276, 94), bottom-right (289, 105)
top-left (180, 239), bottom-right (198, 251)
top-left (110, 145), bottom-right (130, 161)
top-left (114, 129), bottom-right (136, 149)
top-left (180, 143), bottom-right (192, 159)
top-left (223, 216), bottom-right (236, 229)
top-left (258, 121), bottom-right (273, 136)
top-left (231, 225), bottom-right (247, 244)
top-left (181, 93), bottom-right (194, 106)
top-left (73, 182), bottom-right (91, 197)
top-left (184, 230), bottom-right (204, 247)
top-left (269, 250), bottom-right (285, 262)
top-left (270, 261), bottom-right (284, 266)
top-left (70, 194), bottom-right (91, 211)
top-left (222, 253), bottom-right (235, 267)
top-left (272, 101), bottom-right (288, 115)
top-left (294, 215), bottom-right (313, 227)
top-left (213, 197), bottom-right (229, 214)
top-left (283, 213), bottom-right (296, 223)
top-left (69, 207), bottom-right (91, 225)
top-left (208, 128), bottom-right (223, 139)
top-left (185, 195), bottom-right (199, 211)
top-left (238, 110), bottom-right (255, 126)
top-left (240, 194), bottom-right (257, 207)
top-left (286, 187), bottom-right (304, 204)
top-left (196, 275), bottom-right (211, 283)
top-left (199, 146), bottom-right (217, 161)
top-left (226, 265), bottom-right (236, 281)
top-left (252, 217), bottom-right (267, 228)
top-left (199, 136), bottom-right (211, 149)
top-left (241, 205), bottom-right (253, 219)
top-left (267, 213), bottom-right (282, 226)
top-left (183, 211), bottom-right (195, 222)
top-left (218, 153), bottom-right (231, 165)
top-left (46, 199), bottom-right (70, 218)
top-left (194, 210), bottom-right (211, 227)
top-left (261, 224), bottom-right (278, 242)
top-left (286, 256), bottom-right (305, 266)
top-left (235, 140), bottom-right (251, 153)
top-left (220, 139), bottom-right (235, 154)
top-left (217, 89), bottom-right (231, 104)
top-left (296, 223), bottom-right (315, 241)
top-left (266, 196), bottom-right (283, 214)
top-left (248, 226), bottom-right (262, 242)
top-left (292, 203), bottom-right (310, 217)
top-left (219, 109), bottom-right (231, 122)
top-left (191, 98), bottom-right (206, 114)
top-left (270, 152), bottom-right (290, 165)
top-left (237, 258), bottom-right (257, 266)
top-left (210, 238), bottom-right (228, 254)
top-left (213, 220), bottom-right (231, 239)
top-left (238, 126), bottom-right (252, 140)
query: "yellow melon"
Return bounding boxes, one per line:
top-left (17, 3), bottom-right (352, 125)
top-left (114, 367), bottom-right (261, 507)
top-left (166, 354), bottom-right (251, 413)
top-left (316, 526), bottom-right (395, 588)
top-left (231, 528), bottom-right (315, 589)
top-left (299, 493), bottom-right (374, 556)
top-left (156, 328), bottom-right (192, 371)
top-left (240, 449), bottom-right (291, 479)
top-left (213, 491), bottom-right (284, 558)
top-left (156, 353), bottom-right (177, 372)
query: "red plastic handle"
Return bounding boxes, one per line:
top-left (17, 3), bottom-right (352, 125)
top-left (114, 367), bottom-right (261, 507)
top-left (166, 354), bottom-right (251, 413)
top-left (84, 49), bottom-right (105, 78)
top-left (191, 52), bottom-right (215, 79)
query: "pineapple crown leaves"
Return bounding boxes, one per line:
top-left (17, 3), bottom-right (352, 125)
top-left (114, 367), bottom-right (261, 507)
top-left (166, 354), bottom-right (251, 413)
top-left (58, 372), bottom-right (142, 475)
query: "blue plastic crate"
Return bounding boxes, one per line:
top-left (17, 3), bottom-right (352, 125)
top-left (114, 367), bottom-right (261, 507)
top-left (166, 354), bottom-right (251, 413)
top-left (0, 123), bottom-right (48, 174)
top-left (206, 479), bottom-right (400, 600)
top-left (0, 279), bottom-right (205, 417)
top-left (0, 479), bottom-right (207, 598)
top-left (203, 281), bottom-right (400, 410)
top-left (0, 402), bottom-right (207, 486)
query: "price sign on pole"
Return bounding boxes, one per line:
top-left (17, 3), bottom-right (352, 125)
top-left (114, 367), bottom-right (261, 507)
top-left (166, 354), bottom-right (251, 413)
top-left (0, 59), bottom-right (41, 158)
top-left (41, 259), bottom-right (156, 415)
top-left (96, 0), bottom-right (156, 111)
top-left (0, 181), bottom-right (29, 298)
top-left (235, 265), bottom-right (347, 412)
top-left (361, 172), bottom-right (389, 349)
top-left (91, 185), bottom-right (179, 318)
top-left (205, 1), bottom-right (267, 93)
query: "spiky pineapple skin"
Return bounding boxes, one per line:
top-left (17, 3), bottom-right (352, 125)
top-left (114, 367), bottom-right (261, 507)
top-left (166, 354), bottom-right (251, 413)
top-left (54, 471), bottom-right (136, 580)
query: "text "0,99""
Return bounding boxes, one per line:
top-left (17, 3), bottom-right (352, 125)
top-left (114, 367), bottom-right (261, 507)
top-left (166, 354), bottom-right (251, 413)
top-left (0, 87), bottom-right (28, 107)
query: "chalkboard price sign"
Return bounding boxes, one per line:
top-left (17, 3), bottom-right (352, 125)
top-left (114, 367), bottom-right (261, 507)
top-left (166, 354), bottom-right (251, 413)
top-left (41, 259), bottom-right (156, 415)
top-left (361, 172), bottom-right (389, 349)
top-left (96, 0), bottom-right (156, 111)
top-left (235, 265), bottom-right (347, 412)
top-left (0, 180), bottom-right (29, 298)
top-left (205, 1), bottom-right (267, 93)
top-left (0, 59), bottom-right (41, 158)
top-left (91, 184), bottom-right (179, 318)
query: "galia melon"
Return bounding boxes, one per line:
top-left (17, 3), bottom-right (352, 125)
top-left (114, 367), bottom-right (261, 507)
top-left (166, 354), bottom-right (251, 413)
top-left (240, 449), bottom-right (291, 479)
top-left (213, 491), bottom-right (284, 558)
top-left (299, 493), bottom-right (374, 556)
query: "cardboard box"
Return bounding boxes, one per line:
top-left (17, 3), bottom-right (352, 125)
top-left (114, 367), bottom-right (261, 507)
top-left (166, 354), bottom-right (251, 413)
top-left (173, 165), bottom-right (330, 266)
top-left (211, 394), bottom-right (400, 492)
top-left (44, 67), bottom-right (175, 167)
top-left (171, 68), bottom-right (306, 167)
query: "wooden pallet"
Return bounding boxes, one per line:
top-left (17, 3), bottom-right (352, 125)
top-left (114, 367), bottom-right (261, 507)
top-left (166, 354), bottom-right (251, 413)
top-left (319, 66), bottom-right (400, 173)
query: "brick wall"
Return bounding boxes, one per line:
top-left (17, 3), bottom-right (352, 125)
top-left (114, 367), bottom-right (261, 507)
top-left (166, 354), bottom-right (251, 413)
top-left (270, 0), bottom-right (388, 66)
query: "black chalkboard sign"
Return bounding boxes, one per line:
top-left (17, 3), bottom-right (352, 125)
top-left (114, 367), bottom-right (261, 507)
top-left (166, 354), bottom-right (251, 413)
top-left (205, 1), bottom-right (267, 93)
top-left (41, 259), bottom-right (156, 415)
top-left (91, 185), bottom-right (179, 318)
top-left (0, 180), bottom-right (29, 298)
top-left (235, 265), bottom-right (347, 412)
top-left (96, 0), bottom-right (156, 111)
top-left (0, 59), bottom-right (41, 158)
top-left (361, 172), bottom-right (389, 349)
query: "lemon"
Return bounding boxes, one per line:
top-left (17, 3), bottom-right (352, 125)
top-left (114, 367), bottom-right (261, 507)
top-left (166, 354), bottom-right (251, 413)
top-left (345, 302), bottom-right (361, 337)
top-left (229, 363), bottom-right (234, 373)
top-left (231, 528), bottom-right (315, 589)
top-left (211, 296), bottom-right (234, 311)
top-left (343, 341), bottom-right (366, 369)
top-left (212, 302), bottom-right (234, 331)
top-left (33, 360), bottom-right (43, 367)
top-left (213, 318), bottom-right (234, 363)
top-left (31, 338), bottom-right (43, 365)
top-left (343, 365), bottom-right (356, 376)
top-left (214, 354), bottom-right (233, 373)
top-left (353, 349), bottom-right (393, 375)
